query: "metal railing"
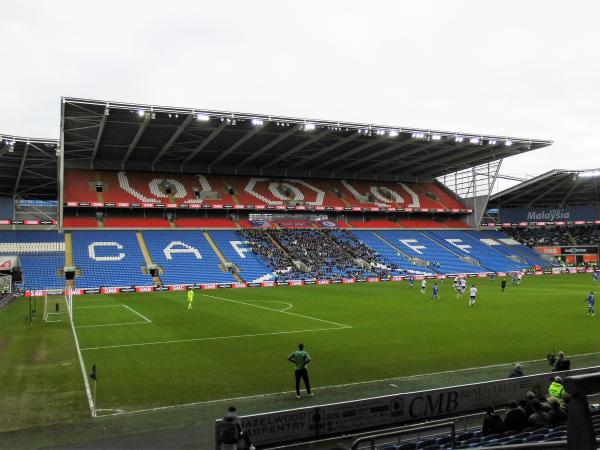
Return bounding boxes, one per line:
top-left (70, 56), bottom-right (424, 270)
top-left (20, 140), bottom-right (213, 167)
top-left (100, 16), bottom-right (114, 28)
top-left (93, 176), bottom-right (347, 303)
top-left (351, 421), bottom-right (455, 450)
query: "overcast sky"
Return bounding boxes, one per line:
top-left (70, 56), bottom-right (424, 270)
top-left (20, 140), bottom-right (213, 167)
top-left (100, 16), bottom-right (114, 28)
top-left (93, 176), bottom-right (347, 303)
top-left (2, 1), bottom-right (598, 191)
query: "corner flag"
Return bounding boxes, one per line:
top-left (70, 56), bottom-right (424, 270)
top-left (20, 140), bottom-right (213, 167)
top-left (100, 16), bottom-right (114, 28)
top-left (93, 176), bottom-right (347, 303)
top-left (89, 364), bottom-right (97, 381)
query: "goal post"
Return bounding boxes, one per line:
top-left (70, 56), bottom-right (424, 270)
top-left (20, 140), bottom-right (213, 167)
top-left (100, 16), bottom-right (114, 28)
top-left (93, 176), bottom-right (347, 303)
top-left (44, 288), bottom-right (73, 323)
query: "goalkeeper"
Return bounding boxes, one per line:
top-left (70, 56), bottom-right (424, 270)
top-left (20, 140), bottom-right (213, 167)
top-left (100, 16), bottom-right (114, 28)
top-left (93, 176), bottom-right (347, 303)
top-left (187, 289), bottom-right (195, 310)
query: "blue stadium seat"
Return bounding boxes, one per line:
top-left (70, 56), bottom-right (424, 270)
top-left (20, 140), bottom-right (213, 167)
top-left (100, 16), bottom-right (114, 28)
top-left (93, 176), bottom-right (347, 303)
top-left (143, 230), bottom-right (236, 285)
top-left (208, 230), bottom-right (275, 283)
top-left (0, 231), bottom-right (65, 290)
top-left (71, 231), bottom-right (153, 288)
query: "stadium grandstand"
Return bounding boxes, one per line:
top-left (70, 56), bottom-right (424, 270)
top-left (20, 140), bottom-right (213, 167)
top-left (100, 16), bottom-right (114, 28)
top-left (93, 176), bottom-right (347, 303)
top-left (4, 98), bottom-right (600, 450)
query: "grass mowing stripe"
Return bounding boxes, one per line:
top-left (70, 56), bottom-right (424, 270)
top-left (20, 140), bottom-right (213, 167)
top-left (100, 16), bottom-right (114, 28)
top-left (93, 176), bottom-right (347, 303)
top-left (202, 293), bottom-right (352, 328)
top-left (95, 350), bottom-right (600, 417)
top-left (79, 325), bottom-right (350, 351)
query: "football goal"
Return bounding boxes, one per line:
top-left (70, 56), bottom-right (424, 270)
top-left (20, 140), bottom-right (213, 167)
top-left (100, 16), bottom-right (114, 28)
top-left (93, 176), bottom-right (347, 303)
top-left (43, 288), bottom-right (73, 323)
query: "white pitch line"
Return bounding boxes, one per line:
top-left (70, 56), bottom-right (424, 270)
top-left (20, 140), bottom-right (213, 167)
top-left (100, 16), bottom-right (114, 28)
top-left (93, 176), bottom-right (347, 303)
top-left (69, 312), bottom-right (96, 417)
top-left (76, 321), bottom-right (150, 329)
top-left (95, 350), bottom-right (600, 418)
top-left (121, 304), bottom-right (152, 323)
top-left (203, 293), bottom-right (351, 328)
top-left (238, 299), bottom-right (294, 312)
top-left (77, 305), bottom-right (123, 309)
top-left (80, 326), bottom-right (349, 351)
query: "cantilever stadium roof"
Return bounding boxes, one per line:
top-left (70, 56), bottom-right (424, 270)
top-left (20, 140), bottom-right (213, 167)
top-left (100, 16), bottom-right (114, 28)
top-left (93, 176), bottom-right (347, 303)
top-left (61, 97), bottom-right (552, 182)
top-left (0, 135), bottom-right (59, 199)
top-left (490, 169), bottom-right (600, 207)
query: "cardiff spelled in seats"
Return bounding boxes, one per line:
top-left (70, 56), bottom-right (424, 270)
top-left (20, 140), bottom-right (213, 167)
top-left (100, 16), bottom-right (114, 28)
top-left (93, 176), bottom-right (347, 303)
top-left (71, 231), bottom-right (153, 288)
top-left (208, 231), bottom-right (275, 283)
top-left (143, 231), bottom-right (236, 285)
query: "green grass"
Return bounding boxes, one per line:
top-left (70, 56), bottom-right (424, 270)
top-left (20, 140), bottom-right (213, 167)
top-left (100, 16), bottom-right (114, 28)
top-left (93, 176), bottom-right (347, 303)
top-left (1, 273), bottom-right (600, 447)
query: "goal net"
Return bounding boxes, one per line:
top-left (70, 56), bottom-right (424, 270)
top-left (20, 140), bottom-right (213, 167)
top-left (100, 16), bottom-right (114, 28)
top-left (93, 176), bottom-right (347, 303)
top-left (43, 288), bottom-right (73, 323)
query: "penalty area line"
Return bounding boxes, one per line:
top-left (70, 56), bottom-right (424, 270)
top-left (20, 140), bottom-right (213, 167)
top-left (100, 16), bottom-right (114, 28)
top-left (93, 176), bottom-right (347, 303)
top-left (80, 325), bottom-right (349, 351)
top-left (121, 304), bottom-right (152, 323)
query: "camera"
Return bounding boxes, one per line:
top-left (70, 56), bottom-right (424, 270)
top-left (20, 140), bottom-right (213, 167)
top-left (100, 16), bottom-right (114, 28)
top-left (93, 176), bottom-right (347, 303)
top-left (547, 352), bottom-right (556, 367)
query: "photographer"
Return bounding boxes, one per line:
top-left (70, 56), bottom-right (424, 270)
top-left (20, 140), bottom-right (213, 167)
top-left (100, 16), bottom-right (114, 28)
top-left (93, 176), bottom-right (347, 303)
top-left (553, 351), bottom-right (571, 372)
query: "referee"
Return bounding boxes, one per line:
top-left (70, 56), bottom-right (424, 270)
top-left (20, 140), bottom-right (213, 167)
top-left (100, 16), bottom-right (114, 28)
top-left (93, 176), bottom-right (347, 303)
top-left (288, 343), bottom-right (313, 399)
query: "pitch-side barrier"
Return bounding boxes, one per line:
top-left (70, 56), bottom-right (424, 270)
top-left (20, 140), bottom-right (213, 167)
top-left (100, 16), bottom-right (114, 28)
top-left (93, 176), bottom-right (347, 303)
top-left (22, 266), bottom-right (595, 298)
top-left (214, 366), bottom-right (600, 449)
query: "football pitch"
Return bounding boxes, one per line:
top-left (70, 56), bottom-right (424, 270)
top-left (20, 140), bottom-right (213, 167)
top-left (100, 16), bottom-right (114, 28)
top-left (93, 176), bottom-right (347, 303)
top-left (2, 273), bottom-right (600, 435)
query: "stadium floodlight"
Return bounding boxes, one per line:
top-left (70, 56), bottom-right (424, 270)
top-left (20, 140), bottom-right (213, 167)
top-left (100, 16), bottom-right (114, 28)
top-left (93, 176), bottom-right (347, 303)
top-left (411, 132), bottom-right (425, 139)
top-left (505, 140), bottom-right (512, 146)
top-left (137, 109), bottom-right (145, 118)
top-left (376, 130), bottom-right (386, 136)
top-left (488, 139), bottom-right (497, 145)
top-left (195, 113), bottom-right (210, 122)
top-left (469, 137), bottom-right (480, 144)
top-left (304, 123), bottom-right (316, 131)
top-left (455, 136), bottom-right (464, 143)
top-left (388, 130), bottom-right (399, 137)
top-left (579, 170), bottom-right (600, 178)
top-left (251, 118), bottom-right (264, 127)
top-left (431, 134), bottom-right (442, 141)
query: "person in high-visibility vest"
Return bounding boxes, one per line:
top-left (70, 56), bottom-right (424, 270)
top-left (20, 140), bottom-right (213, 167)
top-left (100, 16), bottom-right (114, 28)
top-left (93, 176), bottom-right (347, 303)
top-left (187, 289), bottom-right (194, 310)
top-left (548, 376), bottom-right (568, 400)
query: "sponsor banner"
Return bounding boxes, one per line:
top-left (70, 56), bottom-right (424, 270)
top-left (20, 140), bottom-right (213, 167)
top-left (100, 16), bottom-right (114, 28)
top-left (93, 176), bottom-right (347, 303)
top-left (250, 220), bottom-right (272, 228)
top-left (71, 288), bottom-right (84, 295)
top-left (342, 278), bottom-right (356, 284)
top-left (101, 287), bottom-right (121, 294)
top-left (25, 290), bottom-right (46, 297)
top-left (499, 205), bottom-right (599, 223)
top-left (391, 276), bottom-right (404, 281)
top-left (331, 279), bottom-right (342, 284)
top-left (367, 277), bottom-right (379, 283)
top-left (232, 282), bottom-right (247, 288)
top-left (356, 278), bottom-right (366, 283)
top-left (120, 287), bottom-right (136, 293)
top-left (535, 246), bottom-right (561, 255)
top-left (497, 272), bottom-right (507, 277)
top-left (218, 283), bottom-right (232, 288)
top-left (0, 219), bottom-right (58, 225)
top-left (276, 220), bottom-right (311, 229)
top-left (168, 284), bottom-right (187, 291)
top-left (226, 366), bottom-right (600, 447)
top-left (202, 283), bottom-right (218, 290)
top-left (316, 279), bottom-right (331, 285)
top-left (155, 285), bottom-right (169, 291)
top-left (246, 282), bottom-right (261, 288)
top-left (261, 281), bottom-right (276, 287)
top-left (136, 286), bottom-right (154, 293)
top-left (534, 271), bottom-right (544, 276)
top-left (315, 220), bottom-right (338, 228)
top-left (117, 202), bottom-right (130, 207)
top-left (304, 279), bottom-right (316, 285)
top-left (562, 246), bottom-right (598, 255)
top-left (0, 257), bottom-right (15, 269)
top-left (287, 280), bottom-right (304, 286)
top-left (66, 201), bottom-right (78, 207)
top-left (84, 288), bottom-right (100, 294)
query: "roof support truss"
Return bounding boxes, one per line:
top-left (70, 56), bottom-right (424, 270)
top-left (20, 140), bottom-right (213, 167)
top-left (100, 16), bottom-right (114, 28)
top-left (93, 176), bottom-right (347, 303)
top-left (13, 142), bottom-right (30, 196)
top-left (262, 129), bottom-right (331, 170)
top-left (90, 107), bottom-right (109, 167)
top-left (152, 113), bottom-right (194, 168)
top-left (294, 132), bottom-right (361, 168)
top-left (235, 125), bottom-right (301, 169)
top-left (209, 128), bottom-right (259, 168)
top-left (121, 114), bottom-right (152, 169)
top-left (180, 122), bottom-right (227, 169)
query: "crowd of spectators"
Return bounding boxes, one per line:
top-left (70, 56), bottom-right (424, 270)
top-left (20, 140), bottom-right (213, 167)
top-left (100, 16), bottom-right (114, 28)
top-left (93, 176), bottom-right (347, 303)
top-left (482, 378), bottom-right (569, 436)
top-left (509, 225), bottom-right (600, 247)
top-left (238, 228), bottom-right (403, 281)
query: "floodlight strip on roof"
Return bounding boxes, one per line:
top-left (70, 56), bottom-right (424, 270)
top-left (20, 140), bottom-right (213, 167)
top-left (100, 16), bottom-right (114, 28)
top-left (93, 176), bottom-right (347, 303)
top-left (62, 97), bottom-right (553, 147)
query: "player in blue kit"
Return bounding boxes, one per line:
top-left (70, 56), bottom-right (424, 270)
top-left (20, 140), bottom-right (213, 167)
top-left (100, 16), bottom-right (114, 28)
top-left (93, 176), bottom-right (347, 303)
top-left (408, 275), bottom-right (414, 288)
top-left (593, 271), bottom-right (599, 284)
top-left (586, 292), bottom-right (596, 317)
top-left (431, 283), bottom-right (440, 300)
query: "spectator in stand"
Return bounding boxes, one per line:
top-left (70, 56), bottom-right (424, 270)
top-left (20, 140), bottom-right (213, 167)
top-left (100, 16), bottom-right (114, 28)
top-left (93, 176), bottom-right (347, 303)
top-left (553, 352), bottom-right (571, 372)
top-left (523, 391), bottom-right (537, 416)
top-left (508, 363), bottom-right (524, 378)
top-left (481, 406), bottom-right (506, 436)
top-left (546, 396), bottom-right (568, 426)
top-left (503, 400), bottom-right (529, 432)
top-left (528, 399), bottom-right (551, 427)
